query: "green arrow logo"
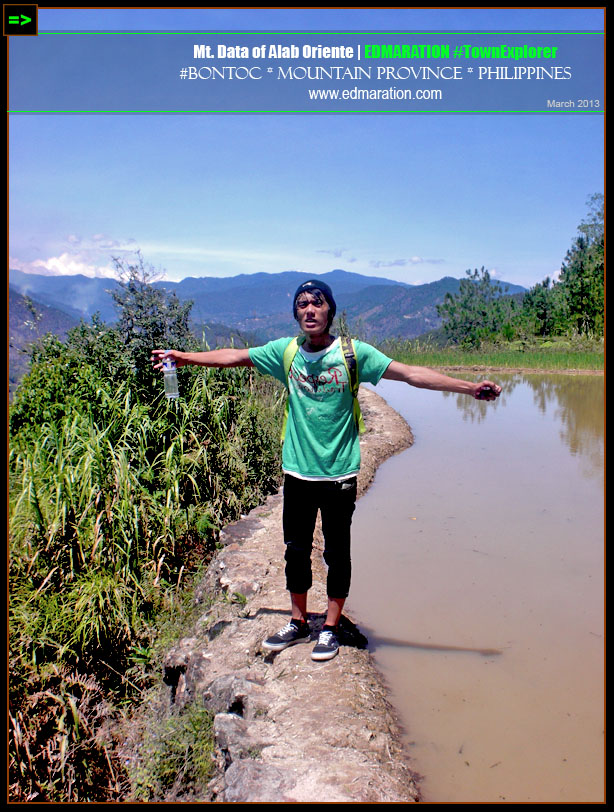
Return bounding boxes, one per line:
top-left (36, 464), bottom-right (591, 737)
top-left (8, 14), bottom-right (31, 25)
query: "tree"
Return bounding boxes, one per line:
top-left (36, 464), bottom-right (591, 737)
top-left (10, 254), bottom-right (199, 437)
top-left (557, 193), bottom-right (604, 336)
top-left (577, 192), bottom-right (604, 244)
top-left (520, 277), bottom-right (567, 337)
top-left (437, 267), bottom-right (517, 347)
top-left (335, 309), bottom-right (351, 338)
top-left (110, 252), bottom-right (196, 395)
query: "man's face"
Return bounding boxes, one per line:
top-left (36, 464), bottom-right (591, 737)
top-left (295, 291), bottom-right (331, 338)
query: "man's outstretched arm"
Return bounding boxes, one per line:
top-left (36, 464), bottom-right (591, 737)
top-left (151, 347), bottom-right (255, 369)
top-left (382, 360), bottom-right (501, 401)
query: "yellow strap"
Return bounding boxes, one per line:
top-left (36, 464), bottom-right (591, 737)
top-left (340, 336), bottom-right (366, 435)
top-left (280, 337), bottom-right (301, 441)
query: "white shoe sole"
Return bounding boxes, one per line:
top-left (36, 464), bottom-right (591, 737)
top-left (311, 647), bottom-right (339, 661)
top-left (262, 635), bottom-right (311, 652)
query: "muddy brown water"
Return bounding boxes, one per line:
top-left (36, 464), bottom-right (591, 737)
top-left (348, 373), bottom-right (604, 803)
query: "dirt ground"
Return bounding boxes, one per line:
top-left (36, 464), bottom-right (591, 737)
top-left (437, 365), bottom-right (603, 376)
top-left (162, 387), bottom-right (422, 802)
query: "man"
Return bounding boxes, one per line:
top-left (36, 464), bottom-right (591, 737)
top-left (152, 280), bottom-right (501, 662)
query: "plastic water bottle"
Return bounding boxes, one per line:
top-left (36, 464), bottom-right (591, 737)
top-left (162, 352), bottom-right (179, 399)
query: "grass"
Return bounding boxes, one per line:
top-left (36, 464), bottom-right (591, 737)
top-left (380, 336), bottom-right (604, 372)
top-left (9, 364), bottom-right (284, 802)
top-left (10, 319), bottom-right (602, 802)
top-left (126, 698), bottom-right (216, 802)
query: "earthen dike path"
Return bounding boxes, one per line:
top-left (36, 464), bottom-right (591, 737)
top-left (163, 387), bottom-right (422, 803)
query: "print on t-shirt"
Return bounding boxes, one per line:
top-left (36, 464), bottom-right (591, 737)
top-left (288, 360), bottom-right (349, 396)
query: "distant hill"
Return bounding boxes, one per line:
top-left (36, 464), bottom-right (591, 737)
top-left (8, 267), bottom-right (407, 326)
top-left (190, 320), bottom-right (261, 350)
top-left (9, 267), bottom-right (525, 346)
top-left (9, 269), bottom-right (120, 322)
top-left (329, 277), bottom-right (463, 342)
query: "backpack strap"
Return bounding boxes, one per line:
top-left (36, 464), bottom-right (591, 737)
top-left (282, 336), bottom-right (302, 383)
top-left (280, 337), bottom-right (302, 441)
top-left (339, 336), bottom-right (366, 435)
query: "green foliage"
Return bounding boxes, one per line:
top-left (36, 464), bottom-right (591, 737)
top-left (111, 252), bottom-right (197, 399)
top-left (334, 309), bottom-right (352, 338)
top-left (9, 332), bottom-right (112, 442)
top-left (437, 194), bottom-right (604, 348)
top-left (9, 257), bottom-right (284, 802)
top-left (381, 333), bottom-right (603, 371)
top-left (10, 368), bottom-right (282, 672)
top-left (521, 193), bottom-right (604, 340)
top-left (557, 194), bottom-right (604, 336)
top-left (519, 277), bottom-right (566, 337)
top-left (127, 700), bottom-right (215, 801)
top-left (437, 267), bottom-right (518, 348)
top-left (577, 191), bottom-right (604, 244)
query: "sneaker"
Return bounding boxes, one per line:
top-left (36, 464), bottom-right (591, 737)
top-left (262, 620), bottom-right (311, 652)
top-left (311, 628), bottom-right (340, 661)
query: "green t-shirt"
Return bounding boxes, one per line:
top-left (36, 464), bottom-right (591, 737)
top-left (249, 337), bottom-right (392, 479)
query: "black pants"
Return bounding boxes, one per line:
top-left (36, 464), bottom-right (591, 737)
top-left (282, 474), bottom-right (358, 599)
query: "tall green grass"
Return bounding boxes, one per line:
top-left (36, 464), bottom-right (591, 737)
top-left (9, 365), bottom-right (283, 801)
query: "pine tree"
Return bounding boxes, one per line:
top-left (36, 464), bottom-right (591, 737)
top-left (437, 267), bottom-right (516, 347)
top-left (558, 193), bottom-right (604, 336)
top-left (110, 252), bottom-right (195, 394)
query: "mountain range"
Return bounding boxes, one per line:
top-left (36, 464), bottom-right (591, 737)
top-left (9, 267), bottom-right (525, 346)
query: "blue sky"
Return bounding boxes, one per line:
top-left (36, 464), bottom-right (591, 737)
top-left (9, 8), bottom-right (604, 289)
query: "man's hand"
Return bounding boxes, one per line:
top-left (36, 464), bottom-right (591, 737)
top-left (151, 348), bottom-right (188, 369)
top-left (383, 361), bottom-right (501, 401)
top-left (473, 381), bottom-right (502, 401)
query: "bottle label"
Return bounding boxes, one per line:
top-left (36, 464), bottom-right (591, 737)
top-left (162, 353), bottom-right (177, 371)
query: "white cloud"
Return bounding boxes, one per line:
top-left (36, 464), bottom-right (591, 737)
top-left (316, 248), bottom-right (348, 258)
top-left (11, 253), bottom-right (117, 278)
top-left (139, 241), bottom-right (292, 264)
top-left (10, 234), bottom-right (144, 279)
top-left (369, 256), bottom-right (446, 269)
top-left (33, 253), bottom-right (118, 278)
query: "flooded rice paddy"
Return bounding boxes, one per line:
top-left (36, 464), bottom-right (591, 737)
top-left (349, 373), bottom-right (604, 803)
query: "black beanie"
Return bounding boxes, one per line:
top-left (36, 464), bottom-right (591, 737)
top-left (292, 280), bottom-right (337, 321)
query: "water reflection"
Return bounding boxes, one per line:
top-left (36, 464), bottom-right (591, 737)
top-left (443, 373), bottom-right (604, 481)
top-left (351, 373), bottom-right (604, 802)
